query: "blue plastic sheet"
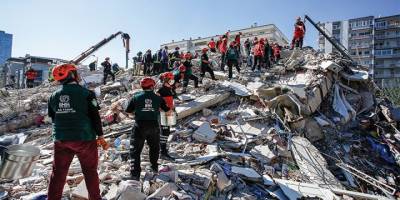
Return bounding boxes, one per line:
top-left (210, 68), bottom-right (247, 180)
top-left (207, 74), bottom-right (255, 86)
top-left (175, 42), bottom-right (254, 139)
top-left (367, 137), bottom-right (395, 164)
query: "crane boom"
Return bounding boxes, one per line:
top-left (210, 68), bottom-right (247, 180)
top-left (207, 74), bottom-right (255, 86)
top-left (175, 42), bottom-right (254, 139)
top-left (70, 31), bottom-right (131, 68)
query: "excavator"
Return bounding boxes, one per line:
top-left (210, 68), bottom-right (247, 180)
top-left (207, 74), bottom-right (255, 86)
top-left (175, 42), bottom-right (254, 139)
top-left (49, 31), bottom-right (130, 82)
top-left (70, 31), bottom-right (131, 68)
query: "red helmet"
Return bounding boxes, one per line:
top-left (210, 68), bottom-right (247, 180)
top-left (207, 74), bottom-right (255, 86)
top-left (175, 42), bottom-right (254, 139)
top-left (160, 72), bottom-right (174, 81)
top-left (184, 53), bottom-right (192, 60)
top-left (52, 64), bottom-right (77, 81)
top-left (140, 77), bottom-right (155, 89)
top-left (202, 48), bottom-right (208, 53)
top-left (179, 65), bottom-right (186, 72)
top-left (229, 41), bottom-right (236, 47)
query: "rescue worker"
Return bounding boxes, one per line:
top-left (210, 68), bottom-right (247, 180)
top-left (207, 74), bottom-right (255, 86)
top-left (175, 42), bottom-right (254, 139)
top-left (219, 35), bottom-right (228, 71)
top-left (125, 77), bottom-right (170, 180)
top-left (143, 49), bottom-right (153, 76)
top-left (157, 72), bottom-right (177, 160)
top-left (234, 32), bottom-right (242, 53)
top-left (101, 57), bottom-right (115, 85)
top-left (208, 38), bottom-right (216, 53)
top-left (47, 64), bottom-right (105, 200)
top-left (181, 53), bottom-right (199, 92)
top-left (200, 48), bottom-right (216, 82)
top-left (244, 38), bottom-right (251, 56)
top-left (264, 38), bottom-right (272, 68)
top-left (152, 50), bottom-right (162, 75)
top-left (226, 41), bottom-right (240, 79)
top-left (272, 43), bottom-right (281, 63)
top-left (173, 65), bottom-right (185, 89)
top-left (170, 47), bottom-right (181, 69)
top-left (291, 17), bottom-right (306, 49)
top-left (161, 46), bottom-right (169, 72)
top-left (25, 67), bottom-right (37, 88)
top-left (252, 39), bottom-right (264, 71)
top-left (89, 60), bottom-right (97, 71)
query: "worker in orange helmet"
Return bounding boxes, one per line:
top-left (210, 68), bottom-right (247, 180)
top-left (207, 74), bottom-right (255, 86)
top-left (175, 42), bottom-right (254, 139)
top-left (47, 64), bottom-right (105, 200)
top-left (291, 16), bottom-right (306, 49)
top-left (200, 48), bottom-right (216, 82)
top-left (125, 77), bottom-right (170, 180)
top-left (157, 72), bottom-right (177, 160)
top-left (181, 52), bottom-right (199, 93)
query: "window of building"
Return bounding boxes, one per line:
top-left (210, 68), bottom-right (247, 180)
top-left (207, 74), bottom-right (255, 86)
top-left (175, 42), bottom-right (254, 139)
top-left (364, 51), bottom-right (370, 55)
top-left (375, 49), bottom-right (393, 55)
top-left (375, 21), bottom-right (387, 28)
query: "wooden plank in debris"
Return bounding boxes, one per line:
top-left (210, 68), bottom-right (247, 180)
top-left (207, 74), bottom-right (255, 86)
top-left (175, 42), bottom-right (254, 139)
top-left (176, 92), bottom-right (230, 120)
top-left (290, 136), bottom-right (343, 189)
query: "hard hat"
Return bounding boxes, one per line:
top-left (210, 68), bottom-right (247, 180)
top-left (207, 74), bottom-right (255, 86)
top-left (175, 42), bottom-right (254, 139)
top-left (140, 77), bottom-right (156, 89)
top-left (52, 64), bottom-right (77, 81)
top-left (229, 41), bottom-right (236, 47)
top-left (179, 65), bottom-right (186, 72)
top-left (105, 57), bottom-right (110, 60)
top-left (161, 72), bottom-right (174, 81)
top-left (202, 48), bottom-right (208, 53)
top-left (184, 53), bottom-right (191, 60)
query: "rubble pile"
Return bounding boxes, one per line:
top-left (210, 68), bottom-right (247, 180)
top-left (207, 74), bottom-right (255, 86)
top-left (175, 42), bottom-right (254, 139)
top-left (1, 48), bottom-right (400, 200)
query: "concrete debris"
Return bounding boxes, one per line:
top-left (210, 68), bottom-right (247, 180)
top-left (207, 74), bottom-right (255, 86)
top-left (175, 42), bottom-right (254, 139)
top-left (1, 47), bottom-right (400, 200)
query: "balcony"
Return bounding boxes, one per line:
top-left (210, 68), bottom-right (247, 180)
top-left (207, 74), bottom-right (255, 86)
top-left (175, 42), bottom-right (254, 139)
top-left (349, 44), bottom-right (372, 49)
top-left (375, 53), bottom-right (400, 58)
top-left (350, 25), bottom-right (373, 31)
top-left (374, 64), bottom-right (398, 69)
top-left (375, 24), bottom-right (400, 30)
top-left (375, 34), bottom-right (400, 40)
top-left (350, 35), bottom-right (372, 40)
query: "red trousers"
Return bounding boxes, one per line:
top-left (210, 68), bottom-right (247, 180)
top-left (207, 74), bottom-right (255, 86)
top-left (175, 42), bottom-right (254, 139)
top-left (47, 140), bottom-right (101, 200)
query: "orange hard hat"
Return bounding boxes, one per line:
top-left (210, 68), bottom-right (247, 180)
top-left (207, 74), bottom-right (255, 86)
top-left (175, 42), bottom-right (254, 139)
top-left (179, 65), bottom-right (186, 72)
top-left (160, 72), bottom-right (174, 81)
top-left (202, 48), bottom-right (208, 53)
top-left (52, 64), bottom-right (77, 81)
top-left (140, 77), bottom-right (155, 89)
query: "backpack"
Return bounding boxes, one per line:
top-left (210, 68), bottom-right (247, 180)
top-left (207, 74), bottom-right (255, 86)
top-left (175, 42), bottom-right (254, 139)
top-left (226, 48), bottom-right (237, 60)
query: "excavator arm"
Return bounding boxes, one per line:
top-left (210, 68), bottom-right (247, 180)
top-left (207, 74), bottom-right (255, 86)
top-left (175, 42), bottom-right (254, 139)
top-left (70, 31), bottom-right (131, 68)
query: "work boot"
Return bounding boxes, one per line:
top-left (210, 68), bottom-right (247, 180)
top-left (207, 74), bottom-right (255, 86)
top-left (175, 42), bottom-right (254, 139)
top-left (160, 151), bottom-right (175, 161)
top-left (145, 165), bottom-right (158, 174)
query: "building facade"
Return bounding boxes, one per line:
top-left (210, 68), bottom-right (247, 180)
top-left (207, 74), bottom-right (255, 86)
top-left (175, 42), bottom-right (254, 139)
top-left (318, 14), bottom-right (400, 88)
top-left (1, 54), bottom-right (67, 88)
top-left (0, 31), bottom-right (13, 65)
top-left (161, 24), bottom-right (289, 55)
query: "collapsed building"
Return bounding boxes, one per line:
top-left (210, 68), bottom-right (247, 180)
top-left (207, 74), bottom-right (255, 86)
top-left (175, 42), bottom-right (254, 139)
top-left (0, 44), bottom-right (399, 200)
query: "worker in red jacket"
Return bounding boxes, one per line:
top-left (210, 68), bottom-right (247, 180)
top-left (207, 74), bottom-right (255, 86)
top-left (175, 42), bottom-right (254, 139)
top-left (291, 17), bottom-right (306, 49)
top-left (252, 39), bottom-right (265, 71)
top-left (234, 32), bottom-right (242, 53)
top-left (219, 35), bottom-right (228, 71)
top-left (156, 72), bottom-right (177, 160)
top-left (25, 67), bottom-right (37, 88)
top-left (208, 38), bottom-right (216, 53)
top-left (272, 43), bottom-right (281, 63)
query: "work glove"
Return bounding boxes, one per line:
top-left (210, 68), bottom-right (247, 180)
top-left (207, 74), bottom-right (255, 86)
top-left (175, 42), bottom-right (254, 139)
top-left (97, 137), bottom-right (110, 150)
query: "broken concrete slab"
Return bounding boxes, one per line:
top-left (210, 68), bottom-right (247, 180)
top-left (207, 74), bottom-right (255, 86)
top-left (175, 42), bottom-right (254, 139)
top-left (193, 122), bottom-right (216, 143)
top-left (210, 163), bottom-right (232, 192)
top-left (231, 166), bottom-right (262, 182)
top-left (72, 180), bottom-right (105, 199)
top-left (249, 144), bottom-right (277, 164)
top-left (176, 92), bottom-right (231, 120)
top-left (290, 136), bottom-right (342, 189)
top-left (320, 60), bottom-right (343, 74)
top-left (275, 179), bottom-right (338, 200)
top-left (117, 180), bottom-right (146, 200)
top-left (221, 81), bottom-right (251, 96)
